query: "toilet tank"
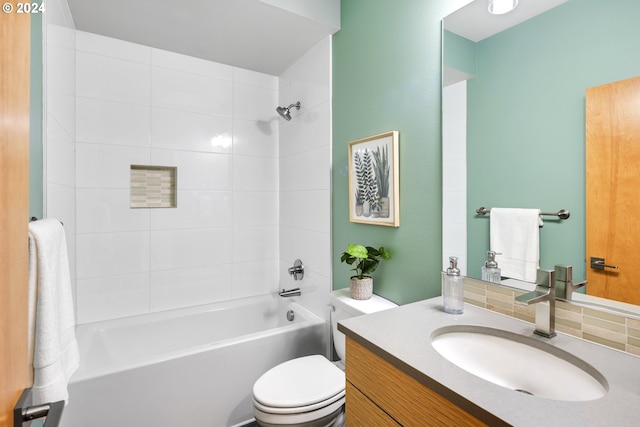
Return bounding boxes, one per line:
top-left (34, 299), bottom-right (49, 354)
top-left (330, 288), bottom-right (397, 362)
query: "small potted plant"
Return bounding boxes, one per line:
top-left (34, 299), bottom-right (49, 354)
top-left (340, 243), bottom-right (391, 300)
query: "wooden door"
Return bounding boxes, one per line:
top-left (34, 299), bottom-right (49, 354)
top-left (586, 75), bottom-right (640, 305)
top-left (0, 10), bottom-right (32, 427)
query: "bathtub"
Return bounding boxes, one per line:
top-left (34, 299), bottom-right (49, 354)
top-left (59, 294), bottom-right (327, 427)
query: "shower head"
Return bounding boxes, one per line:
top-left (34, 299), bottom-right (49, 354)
top-left (276, 102), bottom-right (301, 121)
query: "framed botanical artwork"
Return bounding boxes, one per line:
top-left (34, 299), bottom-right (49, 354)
top-left (348, 131), bottom-right (399, 227)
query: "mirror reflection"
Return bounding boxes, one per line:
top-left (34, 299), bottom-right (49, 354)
top-left (442, 0), bottom-right (640, 310)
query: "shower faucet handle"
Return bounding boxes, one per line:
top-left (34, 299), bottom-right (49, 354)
top-left (287, 259), bottom-right (304, 280)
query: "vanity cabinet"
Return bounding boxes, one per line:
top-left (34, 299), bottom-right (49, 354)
top-left (340, 297), bottom-right (640, 426)
top-left (345, 337), bottom-right (494, 427)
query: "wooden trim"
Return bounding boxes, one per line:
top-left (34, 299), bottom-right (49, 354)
top-left (0, 10), bottom-right (32, 426)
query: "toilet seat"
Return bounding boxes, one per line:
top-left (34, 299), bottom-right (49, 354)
top-left (252, 355), bottom-right (346, 426)
top-left (253, 355), bottom-right (345, 410)
top-left (253, 389), bottom-right (344, 415)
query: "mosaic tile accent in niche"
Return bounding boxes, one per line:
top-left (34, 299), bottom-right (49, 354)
top-left (130, 165), bottom-right (177, 208)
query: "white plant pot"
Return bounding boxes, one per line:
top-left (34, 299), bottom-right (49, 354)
top-left (350, 276), bottom-right (373, 300)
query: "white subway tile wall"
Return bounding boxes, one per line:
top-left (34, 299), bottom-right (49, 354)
top-left (45, 0), bottom-right (77, 305)
top-left (277, 37), bottom-right (333, 320)
top-left (68, 30), bottom-right (332, 323)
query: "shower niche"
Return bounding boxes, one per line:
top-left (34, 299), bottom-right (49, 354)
top-left (130, 165), bottom-right (177, 209)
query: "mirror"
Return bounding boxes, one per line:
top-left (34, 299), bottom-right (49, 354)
top-left (442, 0), bottom-right (640, 313)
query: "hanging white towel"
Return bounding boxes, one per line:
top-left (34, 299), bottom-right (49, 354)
top-left (489, 208), bottom-right (542, 283)
top-left (28, 219), bottom-right (79, 405)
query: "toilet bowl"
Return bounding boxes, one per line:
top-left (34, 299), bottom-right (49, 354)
top-left (252, 288), bottom-right (397, 427)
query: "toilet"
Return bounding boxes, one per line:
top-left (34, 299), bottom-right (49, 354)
top-left (252, 288), bottom-right (397, 427)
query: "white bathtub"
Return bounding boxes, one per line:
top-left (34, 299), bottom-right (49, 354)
top-left (60, 294), bottom-right (327, 427)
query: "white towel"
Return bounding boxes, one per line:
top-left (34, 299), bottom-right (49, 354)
top-left (490, 208), bottom-right (542, 283)
top-left (28, 219), bottom-right (79, 405)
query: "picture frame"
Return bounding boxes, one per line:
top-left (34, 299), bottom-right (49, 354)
top-left (348, 131), bottom-right (399, 227)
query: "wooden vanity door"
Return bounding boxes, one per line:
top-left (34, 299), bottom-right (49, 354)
top-left (586, 75), bottom-right (640, 305)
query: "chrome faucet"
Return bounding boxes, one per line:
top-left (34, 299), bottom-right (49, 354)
top-left (288, 259), bottom-right (304, 281)
top-left (515, 269), bottom-right (556, 338)
top-left (279, 288), bottom-right (301, 297)
top-left (554, 265), bottom-right (587, 301)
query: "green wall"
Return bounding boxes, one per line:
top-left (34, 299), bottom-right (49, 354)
top-left (29, 6), bottom-right (43, 219)
top-left (465, 0), bottom-right (640, 282)
top-left (443, 30), bottom-right (476, 76)
top-left (332, 0), bottom-right (469, 305)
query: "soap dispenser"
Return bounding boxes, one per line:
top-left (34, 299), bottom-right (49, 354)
top-left (443, 256), bottom-right (464, 314)
top-left (481, 251), bottom-right (501, 284)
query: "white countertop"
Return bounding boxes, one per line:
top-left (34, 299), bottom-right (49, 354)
top-left (338, 297), bottom-right (640, 426)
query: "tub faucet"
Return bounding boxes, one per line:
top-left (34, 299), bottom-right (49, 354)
top-left (279, 288), bottom-right (301, 298)
top-left (515, 269), bottom-right (556, 338)
top-left (554, 265), bottom-right (587, 301)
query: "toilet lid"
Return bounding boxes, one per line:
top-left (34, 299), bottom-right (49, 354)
top-left (253, 355), bottom-right (345, 408)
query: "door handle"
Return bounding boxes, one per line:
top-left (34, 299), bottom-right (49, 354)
top-left (590, 257), bottom-right (619, 270)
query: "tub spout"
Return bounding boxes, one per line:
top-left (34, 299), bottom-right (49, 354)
top-left (279, 288), bottom-right (301, 298)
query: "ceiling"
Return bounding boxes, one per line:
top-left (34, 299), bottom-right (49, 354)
top-left (67, 0), bottom-right (339, 76)
top-left (67, 0), bottom-right (569, 77)
top-left (444, 0), bottom-right (569, 42)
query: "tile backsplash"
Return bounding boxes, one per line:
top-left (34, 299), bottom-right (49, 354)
top-left (464, 277), bottom-right (640, 357)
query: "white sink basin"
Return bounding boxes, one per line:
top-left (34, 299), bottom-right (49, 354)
top-left (431, 325), bottom-right (608, 401)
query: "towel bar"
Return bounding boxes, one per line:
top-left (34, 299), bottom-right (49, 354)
top-left (30, 217), bottom-right (64, 226)
top-left (475, 207), bottom-right (570, 220)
